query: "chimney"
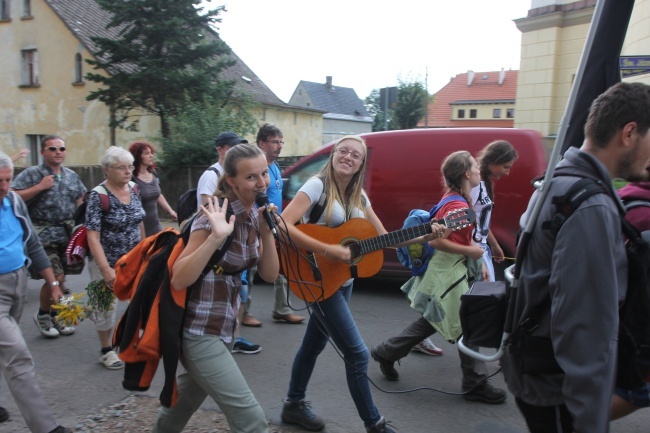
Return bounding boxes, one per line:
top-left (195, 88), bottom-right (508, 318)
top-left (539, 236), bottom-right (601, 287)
top-left (326, 76), bottom-right (333, 89)
top-left (498, 68), bottom-right (506, 85)
top-left (467, 70), bottom-right (475, 86)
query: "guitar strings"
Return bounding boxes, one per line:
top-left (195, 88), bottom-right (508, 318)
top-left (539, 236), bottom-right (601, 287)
top-left (272, 212), bottom-right (501, 397)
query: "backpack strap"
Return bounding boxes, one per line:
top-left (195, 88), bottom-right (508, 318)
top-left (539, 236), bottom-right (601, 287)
top-left (624, 200), bottom-right (650, 212)
top-left (429, 194), bottom-right (465, 219)
top-left (541, 177), bottom-right (607, 235)
top-left (92, 184), bottom-right (110, 214)
top-left (509, 173), bottom-right (610, 348)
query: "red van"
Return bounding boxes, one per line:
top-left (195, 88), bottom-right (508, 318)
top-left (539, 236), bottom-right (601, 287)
top-left (282, 128), bottom-right (548, 278)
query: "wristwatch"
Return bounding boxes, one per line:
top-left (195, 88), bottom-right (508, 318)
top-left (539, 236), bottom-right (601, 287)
top-left (49, 281), bottom-right (60, 288)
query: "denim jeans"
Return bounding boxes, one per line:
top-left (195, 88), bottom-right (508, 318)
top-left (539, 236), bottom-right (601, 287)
top-left (287, 283), bottom-right (381, 427)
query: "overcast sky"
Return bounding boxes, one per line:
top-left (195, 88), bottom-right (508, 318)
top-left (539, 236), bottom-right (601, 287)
top-left (212, 1), bottom-right (532, 103)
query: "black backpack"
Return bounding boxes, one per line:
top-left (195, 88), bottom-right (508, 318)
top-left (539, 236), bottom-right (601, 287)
top-left (511, 174), bottom-right (650, 389)
top-left (177, 167), bottom-right (220, 225)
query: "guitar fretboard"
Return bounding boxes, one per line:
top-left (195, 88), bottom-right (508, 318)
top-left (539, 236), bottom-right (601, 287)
top-left (351, 222), bottom-right (433, 257)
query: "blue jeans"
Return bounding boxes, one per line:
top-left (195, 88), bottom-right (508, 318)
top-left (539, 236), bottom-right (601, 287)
top-left (287, 283), bottom-right (381, 427)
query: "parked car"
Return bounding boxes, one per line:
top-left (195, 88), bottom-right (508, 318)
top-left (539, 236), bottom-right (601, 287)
top-left (282, 128), bottom-right (548, 278)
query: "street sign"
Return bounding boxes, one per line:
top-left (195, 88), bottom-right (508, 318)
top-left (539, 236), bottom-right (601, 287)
top-left (619, 56), bottom-right (650, 78)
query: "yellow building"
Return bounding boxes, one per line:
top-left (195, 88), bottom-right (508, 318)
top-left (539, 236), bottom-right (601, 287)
top-left (0, 0), bottom-right (322, 166)
top-left (515, 0), bottom-right (650, 148)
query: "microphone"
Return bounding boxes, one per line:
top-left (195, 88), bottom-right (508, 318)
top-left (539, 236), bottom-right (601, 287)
top-left (255, 193), bottom-right (278, 239)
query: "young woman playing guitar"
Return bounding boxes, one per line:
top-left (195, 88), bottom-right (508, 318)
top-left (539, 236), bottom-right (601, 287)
top-left (275, 135), bottom-right (446, 433)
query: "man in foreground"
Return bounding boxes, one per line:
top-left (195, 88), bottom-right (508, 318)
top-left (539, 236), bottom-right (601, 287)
top-left (502, 82), bottom-right (650, 432)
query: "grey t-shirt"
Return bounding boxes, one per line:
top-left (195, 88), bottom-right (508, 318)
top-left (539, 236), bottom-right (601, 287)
top-left (133, 174), bottom-right (162, 237)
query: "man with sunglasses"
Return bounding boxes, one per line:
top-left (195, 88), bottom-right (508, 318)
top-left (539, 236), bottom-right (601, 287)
top-left (11, 135), bottom-right (86, 339)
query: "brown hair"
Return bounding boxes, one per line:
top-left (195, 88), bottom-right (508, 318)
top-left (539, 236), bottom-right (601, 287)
top-left (441, 150), bottom-right (473, 203)
top-left (477, 140), bottom-right (517, 200)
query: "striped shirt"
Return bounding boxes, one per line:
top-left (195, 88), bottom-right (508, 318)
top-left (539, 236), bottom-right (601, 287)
top-left (183, 198), bottom-right (260, 342)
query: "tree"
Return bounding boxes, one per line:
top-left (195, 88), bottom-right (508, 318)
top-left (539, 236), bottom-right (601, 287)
top-left (392, 80), bottom-right (429, 130)
top-left (365, 89), bottom-right (394, 132)
top-left (85, 0), bottom-right (234, 141)
top-left (161, 93), bottom-right (258, 169)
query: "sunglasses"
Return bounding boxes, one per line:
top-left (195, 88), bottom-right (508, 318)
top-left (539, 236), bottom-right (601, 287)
top-left (47, 146), bottom-right (66, 152)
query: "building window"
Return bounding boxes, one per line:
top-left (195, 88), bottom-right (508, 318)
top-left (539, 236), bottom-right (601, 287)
top-left (493, 109), bottom-right (502, 119)
top-left (73, 53), bottom-right (84, 84)
top-left (469, 109), bottom-right (477, 119)
top-left (1, 0), bottom-right (10, 20)
top-left (506, 108), bottom-right (515, 119)
top-left (457, 109), bottom-right (465, 119)
top-left (20, 49), bottom-right (39, 86)
top-left (26, 135), bottom-right (45, 165)
top-left (23, 0), bottom-right (31, 16)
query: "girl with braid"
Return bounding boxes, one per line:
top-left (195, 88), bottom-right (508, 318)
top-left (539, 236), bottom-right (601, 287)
top-left (471, 141), bottom-right (518, 281)
top-left (371, 151), bottom-right (507, 404)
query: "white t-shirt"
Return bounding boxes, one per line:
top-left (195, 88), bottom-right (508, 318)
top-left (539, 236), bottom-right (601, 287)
top-left (298, 177), bottom-right (370, 227)
top-left (196, 162), bottom-right (223, 210)
top-left (469, 181), bottom-right (493, 244)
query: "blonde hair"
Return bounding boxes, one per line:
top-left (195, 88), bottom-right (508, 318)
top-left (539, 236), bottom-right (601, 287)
top-left (317, 135), bottom-right (368, 223)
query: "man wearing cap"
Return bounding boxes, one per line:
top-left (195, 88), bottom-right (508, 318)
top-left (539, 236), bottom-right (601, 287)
top-left (196, 131), bottom-right (248, 207)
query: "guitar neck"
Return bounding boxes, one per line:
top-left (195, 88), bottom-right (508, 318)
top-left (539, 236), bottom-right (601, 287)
top-left (355, 219), bottom-right (440, 256)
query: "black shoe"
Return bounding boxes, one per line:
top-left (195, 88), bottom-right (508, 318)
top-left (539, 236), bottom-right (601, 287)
top-left (0, 407), bottom-right (8, 423)
top-left (48, 426), bottom-right (73, 433)
top-left (371, 348), bottom-right (399, 381)
top-left (463, 382), bottom-right (507, 404)
top-left (281, 399), bottom-right (325, 431)
top-left (366, 416), bottom-right (396, 433)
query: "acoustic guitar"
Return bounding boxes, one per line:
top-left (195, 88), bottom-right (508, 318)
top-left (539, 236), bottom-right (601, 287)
top-left (280, 208), bottom-right (476, 302)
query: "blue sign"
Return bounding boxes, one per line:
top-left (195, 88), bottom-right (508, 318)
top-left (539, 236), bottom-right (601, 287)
top-left (620, 56), bottom-right (650, 78)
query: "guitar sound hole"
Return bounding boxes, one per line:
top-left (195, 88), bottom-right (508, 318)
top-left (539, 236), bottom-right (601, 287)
top-left (341, 239), bottom-right (362, 262)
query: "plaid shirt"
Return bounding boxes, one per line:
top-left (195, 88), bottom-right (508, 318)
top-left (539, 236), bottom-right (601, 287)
top-left (183, 198), bottom-right (260, 342)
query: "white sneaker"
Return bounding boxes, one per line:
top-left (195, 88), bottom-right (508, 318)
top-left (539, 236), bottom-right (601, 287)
top-left (412, 337), bottom-right (443, 356)
top-left (53, 318), bottom-right (75, 336)
top-left (33, 312), bottom-right (59, 338)
top-left (99, 350), bottom-right (124, 370)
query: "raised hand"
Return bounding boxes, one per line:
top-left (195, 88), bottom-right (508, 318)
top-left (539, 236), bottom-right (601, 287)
top-left (201, 196), bottom-right (235, 241)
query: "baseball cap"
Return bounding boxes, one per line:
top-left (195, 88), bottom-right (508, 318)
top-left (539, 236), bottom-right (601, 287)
top-left (215, 131), bottom-right (248, 148)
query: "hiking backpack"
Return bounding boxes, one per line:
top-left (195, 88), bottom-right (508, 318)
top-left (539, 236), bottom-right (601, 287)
top-left (73, 181), bottom-right (139, 227)
top-left (396, 195), bottom-right (465, 276)
top-left (65, 182), bottom-right (140, 267)
top-left (511, 173), bottom-right (650, 389)
top-left (112, 201), bottom-right (235, 407)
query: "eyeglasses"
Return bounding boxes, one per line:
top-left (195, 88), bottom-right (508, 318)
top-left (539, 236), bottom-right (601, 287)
top-left (47, 146), bottom-right (66, 152)
top-left (335, 147), bottom-right (364, 161)
top-left (265, 140), bottom-right (284, 146)
top-left (112, 165), bottom-right (135, 172)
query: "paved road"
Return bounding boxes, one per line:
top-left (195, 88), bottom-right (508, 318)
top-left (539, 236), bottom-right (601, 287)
top-left (1, 270), bottom-right (648, 432)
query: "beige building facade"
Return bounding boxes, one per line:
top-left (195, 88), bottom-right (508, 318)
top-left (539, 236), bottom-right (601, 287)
top-left (1, 0), bottom-right (323, 168)
top-left (515, 0), bottom-right (650, 147)
top-left (0, 0), bottom-right (159, 166)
